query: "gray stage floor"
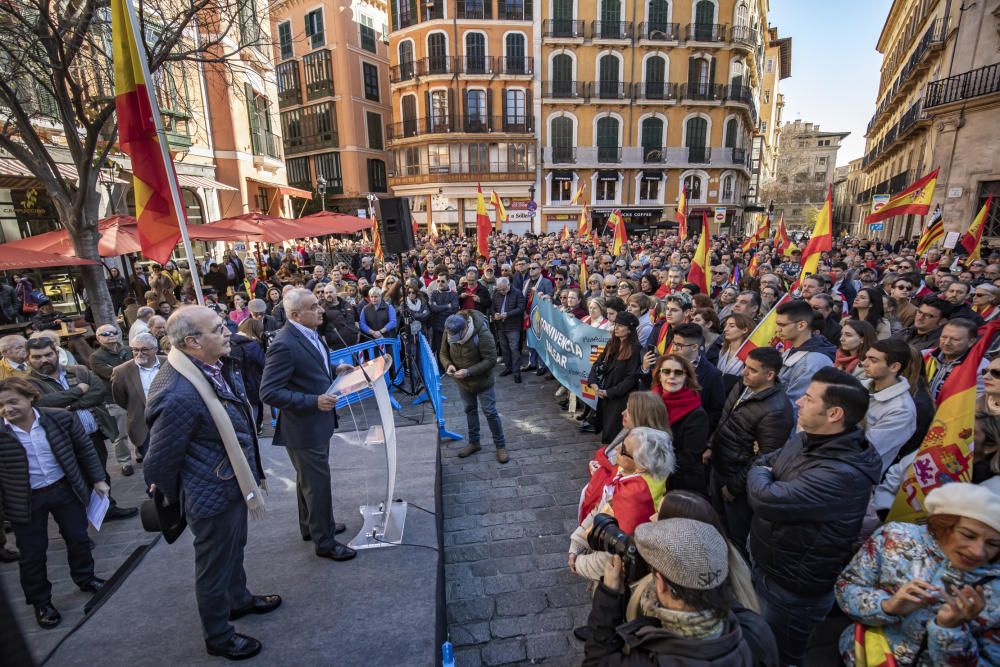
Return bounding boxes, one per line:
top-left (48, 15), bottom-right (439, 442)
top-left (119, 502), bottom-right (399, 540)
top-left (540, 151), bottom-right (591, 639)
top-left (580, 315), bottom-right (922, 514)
top-left (47, 421), bottom-right (441, 667)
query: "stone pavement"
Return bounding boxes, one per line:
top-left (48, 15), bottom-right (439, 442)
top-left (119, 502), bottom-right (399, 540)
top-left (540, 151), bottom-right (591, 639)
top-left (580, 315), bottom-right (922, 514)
top-left (437, 368), bottom-right (601, 666)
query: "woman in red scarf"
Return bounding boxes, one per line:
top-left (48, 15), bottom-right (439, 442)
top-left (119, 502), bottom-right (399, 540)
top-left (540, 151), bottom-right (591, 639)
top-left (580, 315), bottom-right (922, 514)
top-left (651, 353), bottom-right (710, 496)
top-left (835, 319), bottom-right (876, 380)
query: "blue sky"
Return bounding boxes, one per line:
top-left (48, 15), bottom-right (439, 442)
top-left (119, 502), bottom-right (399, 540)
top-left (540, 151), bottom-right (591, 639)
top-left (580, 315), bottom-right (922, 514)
top-left (768, 0), bottom-right (891, 166)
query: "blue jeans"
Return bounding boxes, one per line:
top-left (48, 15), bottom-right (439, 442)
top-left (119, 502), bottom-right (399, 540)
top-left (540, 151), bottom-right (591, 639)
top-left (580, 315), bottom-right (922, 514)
top-left (458, 386), bottom-right (505, 448)
top-left (752, 567), bottom-right (834, 666)
top-left (498, 329), bottom-right (521, 372)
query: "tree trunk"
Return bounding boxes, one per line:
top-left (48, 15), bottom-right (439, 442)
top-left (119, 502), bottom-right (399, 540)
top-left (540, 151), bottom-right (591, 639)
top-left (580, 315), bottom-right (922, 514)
top-left (71, 197), bottom-right (116, 326)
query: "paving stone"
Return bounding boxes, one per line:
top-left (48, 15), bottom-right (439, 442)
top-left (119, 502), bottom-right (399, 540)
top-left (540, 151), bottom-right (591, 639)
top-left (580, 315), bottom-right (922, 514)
top-left (489, 539), bottom-right (532, 558)
top-left (546, 583), bottom-right (591, 608)
top-left (482, 574), bottom-right (522, 595)
top-left (451, 621), bottom-right (491, 646)
top-left (448, 527), bottom-right (492, 545)
top-left (496, 555), bottom-right (535, 574)
top-left (526, 632), bottom-right (571, 660)
top-left (495, 590), bottom-right (548, 616)
top-left (448, 578), bottom-right (485, 600)
top-left (489, 524), bottom-right (525, 541)
top-left (481, 638), bottom-right (526, 666)
top-left (447, 596), bottom-right (496, 623)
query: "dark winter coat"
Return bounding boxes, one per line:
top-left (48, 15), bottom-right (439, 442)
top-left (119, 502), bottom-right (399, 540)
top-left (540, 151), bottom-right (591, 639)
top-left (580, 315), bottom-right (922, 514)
top-left (0, 408), bottom-right (106, 523)
top-left (490, 288), bottom-right (526, 332)
top-left (668, 407), bottom-right (711, 496)
top-left (30, 366), bottom-right (118, 440)
top-left (709, 384), bottom-right (795, 497)
top-left (747, 427), bottom-right (882, 596)
top-left (429, 289), bottom-right (459, 332)
top-left (90, 343), bottom-right (133, 383)
top-left (321, 300), bottom-right (360, 349)
top-left (439, 310), bottom-right (497, 394)
top-left (584, 583), bottom-right (779, 667)
top-left (695, 356), bottom-right (726, 426)
top-left (588, 341), bottom-right (642, 443)
top-left (228, 334), bottom-right (266, 407)
top-left (144, 356), bottom-right (263, 521)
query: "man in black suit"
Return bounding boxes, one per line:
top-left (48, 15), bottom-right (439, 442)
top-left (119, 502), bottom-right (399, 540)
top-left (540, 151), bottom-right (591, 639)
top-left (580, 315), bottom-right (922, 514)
top-left (260, 288), bottom-right (356, 562)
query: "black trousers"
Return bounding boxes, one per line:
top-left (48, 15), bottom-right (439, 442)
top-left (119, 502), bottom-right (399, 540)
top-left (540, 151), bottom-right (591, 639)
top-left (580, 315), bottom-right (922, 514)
top-left (710, 469), bottom-right (754, 561)
top-left (431, 329), bottom-right (445, 370)
top-left (188, 500), bottom-right (253, 644)
top-left (12, 480), bottom-right (94, 606)
top-left (286, 444), bottom-right (337, 552)
top-left (90, 432), bottom-right (110, 483)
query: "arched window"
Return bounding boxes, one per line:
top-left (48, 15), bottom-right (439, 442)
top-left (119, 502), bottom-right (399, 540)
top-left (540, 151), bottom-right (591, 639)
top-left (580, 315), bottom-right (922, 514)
top-left (693, 0), bottom-right (715, 39)
top-left (734, 0), bottom-right (749, 29)
top-left (551, 116), bottom-right (574, 162)
top-left (722, 174), bottom-right (735, 202)
top-left (640, 117), bottom-right (664, 162)
top-left (505, 34), bottom-right (526, 74)
top-left (644, 55), bottom-right (666, 99)
top-left (552, 53), bottom-right (573, 97)
top-left (465, 89), bottom-right (487, 129)
top-left (598, 54), bottom-right (621, 98)
top-left (465, 33), bottom-right (486, 74)
top-left (648, 0), bottom-right (670, 31)
top-left (596, 116), bottom-right (620, 162)
top-left (730, 60), bottom-right (745, 94)
top-left (401, 94), bottom-right (418, 136)
top-left (600, 0), bottom-right (621, 37)
top-left (685, 116), bottom-right (708, 162)
top-left (687, 56), bottom-right (713, 98)
top-left (724, 118), bottom-right (739, 148)
top-left (552, 0), bottom-right (574, 35)
top-left (398, 41), bottom-right (414, 79)
top-left (684, 174), bottom-right (703, 200)
top-left (427, 32), bottom-right (448, 73)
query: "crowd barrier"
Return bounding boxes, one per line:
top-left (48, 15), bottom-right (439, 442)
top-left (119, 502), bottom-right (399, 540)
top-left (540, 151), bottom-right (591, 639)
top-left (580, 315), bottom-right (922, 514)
top-left (414, 332), bottom-right (463, 442)
top-left (328, 336), bottom-right (405, 410)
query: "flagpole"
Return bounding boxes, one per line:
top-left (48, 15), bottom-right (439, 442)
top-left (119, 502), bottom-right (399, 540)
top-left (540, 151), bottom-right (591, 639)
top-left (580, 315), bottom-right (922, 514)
top-left (122, 0), bottom-right (204, 305)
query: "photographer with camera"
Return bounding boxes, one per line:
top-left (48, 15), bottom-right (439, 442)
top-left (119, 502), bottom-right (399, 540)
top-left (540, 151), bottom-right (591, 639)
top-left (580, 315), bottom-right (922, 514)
top-left (584, 518), bottom-right (778, 666)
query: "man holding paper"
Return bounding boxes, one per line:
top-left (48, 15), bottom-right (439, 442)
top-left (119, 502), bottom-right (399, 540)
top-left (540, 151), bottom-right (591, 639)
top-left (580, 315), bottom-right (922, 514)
top-left (0, 377), bottom-right (109, 629)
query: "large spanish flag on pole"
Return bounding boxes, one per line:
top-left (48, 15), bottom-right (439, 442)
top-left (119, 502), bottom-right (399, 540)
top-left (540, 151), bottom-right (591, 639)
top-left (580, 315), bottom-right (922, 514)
top-left (112, 0), bottom-right (187, 268)
top-left (475, 184), bottom-right (491, 258)
top-left (791, 185), bottom-right (833, 291)
top-left (676, 188), bottom-right (688, 241)
top-left (371, 212), bottom-right (383, 264)
top-left (915, 208), bottom-right (944, 257)
top-left (774, 214), bottom-right (791, 257)
top-left (736, 293), bottom-right (793, 362)
top-left (610, 210), bottom-right (627, 256)
top-left (686, 212), bottom-right (710, 295)
top-left (864, 167), bottom-right (939, 225)
top-left (888, 319), bottom-right (1000, 523)
top-left (739, 213), bottom-right (770, 252)
top-left (578, 254), bottom-right (589, 289)
top-left (959, 196), bottom-right (992, 263)
top-left (577, 203), bottom-right (591, 240)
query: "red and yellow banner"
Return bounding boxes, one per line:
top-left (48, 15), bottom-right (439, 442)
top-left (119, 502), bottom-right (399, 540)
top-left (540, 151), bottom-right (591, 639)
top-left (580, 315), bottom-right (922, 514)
top-left (676, 188), bottom-right (688, 241)
top-left (475, 184), bottom-right (490, 258)
top-left (888, 319), bottom-right (1000, 523)
top-left (737, 293), bottom-right (793, 362)
top-left (578, 254), bottom-right (589, 289)
top-left (610, 210), bottom-right (627, 256)
top-left (489, 190), bottom-right (507, 226)
top-left (112, 0), bottom-right (182, 263)
top-left (577, 203), bottom-right (591, 240)
top-left (371, 213), bottom-right (383, 264)
top-left (864, 168), bottom-right (939, 225)
top-left (739, 213), bottom-right (771, 253)
top-left (560, 224), bottom-right (570, 243)
top-left (791, 186), bottom-right (833, 292)
top-left (774, 214), bottom-right (791, 257)
top-left (915, 210), bottom-right (944, 257)
top-left (960, 196), bottom-right (992, 263)
top-left (686, 212), bottom-right (710, 295)
top-left (853, 624), bottom-right (898, 667)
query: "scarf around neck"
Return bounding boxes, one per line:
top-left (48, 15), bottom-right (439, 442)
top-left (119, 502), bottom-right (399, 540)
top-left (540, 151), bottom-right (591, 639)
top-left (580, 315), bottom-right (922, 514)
top-left (656, 385), bottom-right (702, 425)
top-left (640, 584), bottom-right (725, 639)
top-left (835, 349), bottom-right (860, 374)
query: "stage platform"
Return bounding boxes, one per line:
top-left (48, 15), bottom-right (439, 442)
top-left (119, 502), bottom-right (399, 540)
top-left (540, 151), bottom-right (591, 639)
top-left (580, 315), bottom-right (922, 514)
top-left (47, 421), bottom-right (443, 667)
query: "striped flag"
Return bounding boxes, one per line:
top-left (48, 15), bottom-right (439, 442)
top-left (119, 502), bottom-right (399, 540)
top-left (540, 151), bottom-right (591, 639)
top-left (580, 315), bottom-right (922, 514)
top-left (853, 625), bottom-right (898, 667)
top-left (736, 293), bottom-right (793, 362)
top-left (610, 210), bottom-right (627, 256)
top-left (865, 168), bottom-right (939, 225)
top-left (571, 183), bottom-right (585, 205)
top-left (589, 344), bottom-right (605, 364)
top-left (791, 186), bottom-right (833, 292)
top-left (579, 255), bottom-right (589, 290)
top-left (686, 212), bottom-right (710, 295)
top-left (475, 184), bottom-right (490, 258)
top-left (915, 208), bottom-right (944, 256)
top-left (371, 213), bottom-right (383, 264)
top-left (740, 213), bottom-right (771, 252)
top-left (580, 379), bottom-right (597, 400)
top-left (774, 214), bottom-right (791, 257)
top-left (960, 196), bottom-right (992, 263)
top-left (888, 319), bottom-right (1000, 522)
top-left (655, 323), bottom-right (671, 355)
top-left (560, 224), bottom-right (570, 243)
top-left (430, 218), bottom-right (439, 238)
top-left (577, 203), bottom-right (591, 239)
top-left (731, 263), bottom-right (743, 286)
top-left (489, 190), bottom-right (508, 226)
top-left (676, 187), bottom-right (688, 241)
top-left (112, 0), bottom-right (182, 263)
top-left (747, 251), bottom-right (762, 277)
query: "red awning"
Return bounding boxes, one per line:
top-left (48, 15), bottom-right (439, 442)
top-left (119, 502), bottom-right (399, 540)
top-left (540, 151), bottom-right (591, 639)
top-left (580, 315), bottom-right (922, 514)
top-left (298, 211), bottom-right (373, 235)
top-left (0, 246), bottom-right (99, 270)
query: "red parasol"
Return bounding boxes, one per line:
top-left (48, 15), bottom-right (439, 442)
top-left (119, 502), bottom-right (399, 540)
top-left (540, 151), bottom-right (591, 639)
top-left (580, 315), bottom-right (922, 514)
top-left (298, 210), bottom-right (373, 235)
top-left (0, 246), bottom-right (99, 270)
top-left (3, 215), bottom-right (144, 257)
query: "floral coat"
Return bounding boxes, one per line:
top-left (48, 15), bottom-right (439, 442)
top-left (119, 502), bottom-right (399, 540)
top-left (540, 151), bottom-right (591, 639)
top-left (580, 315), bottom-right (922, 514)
top-left (834, 521), bottom-right (1000, 666)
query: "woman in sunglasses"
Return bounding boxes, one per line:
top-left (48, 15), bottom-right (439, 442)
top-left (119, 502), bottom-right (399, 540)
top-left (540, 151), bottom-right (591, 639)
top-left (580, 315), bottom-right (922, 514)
top-left (975, 357), bottom-right (1000, 485)
top-left (650, 353), bottom-right (709, 495)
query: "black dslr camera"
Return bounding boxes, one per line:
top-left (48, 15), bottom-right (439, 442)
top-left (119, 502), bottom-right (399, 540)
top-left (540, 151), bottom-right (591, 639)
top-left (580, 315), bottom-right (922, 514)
top-left (587, 513), bottom-right (649, 583)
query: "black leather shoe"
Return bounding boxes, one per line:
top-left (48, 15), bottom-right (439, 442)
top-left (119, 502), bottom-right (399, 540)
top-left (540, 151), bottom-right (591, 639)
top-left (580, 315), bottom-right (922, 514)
top-left (573, 625), bottom-right (590, 642)
top-left (335, 522), bottom-right (346, 535)
top-left (301, 533), bottom-right (312, 541)
top-left (121, 463), bottom-right (134, 476)
top-left (34, 602), bottom-right (61, 629)
top-left (205, 633), bottom-right (262, 661)
top-left (579, 423), bottom-right (598, 433)
top-left (0, 546), bottom-right (18, 562)
top-left (316, 542), bottom-right (356, 562)
top-left (230, 594), bottom-right (282, 620)
top-left (499, 369), bottom-right (512, 377)
top-left (521, 365), bottom-right (537, 373)
top-left (105, 505), bottom-right (138, 521)
top-left (78, 577), bottom-right (106, 594)
top-left (536, 367), bottom-right (547, 376)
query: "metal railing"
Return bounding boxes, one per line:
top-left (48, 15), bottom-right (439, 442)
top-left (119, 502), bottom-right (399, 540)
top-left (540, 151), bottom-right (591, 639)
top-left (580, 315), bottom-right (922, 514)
top-left (542, 80), bottom-right (584, 99)
top-left (497, 0), bottom-right (529, 20)
top-left (251, 128), bottom-right (281, 159)
top-left (551, 146), bottom-right (576, 163)
top-left (926, 62), bottom-right (1000, 108)
top-left (589, 80), bottom-right (630, 100)
top-left (500, 56), bottom-right (533, 75)
top-left (461, 55), bottom-right (496, 75)
top-left (415, 56), bottom-right (455, 76)
top-left (641, 146), bottom-right (667, 163)
top-left (680, 82), bottom-right (725, 101)
top-left (456, 0), bottom-right (490, 19)
top-left (387, 115), bottom-right (533, 139)
top-left (390, 62), bottom-right (416, 83)
top-left (389, 160), bottom-right (534, 179)
top-left (685, 22), bottom-right (727, 42)
top-left (543, 19), bottom-right (585, 38)
top-left (727, 83), bottom-right (753, 105)
top-left (636, 81), bottom-right (678, 101)
top-left (597, 146), bottom-right (622, 163)
top-left (543, 146), bottom-right (748, 168)
top-left (591, 21), bottom-right (632, 39)
top-left (730, 25), bottom-right (757, 48)
top-left (639, 21), bottom-right (680, 41)
top-left (687, 146), bottom-right (711, 163)
top-left (731, 147), bottom-right (748, 165)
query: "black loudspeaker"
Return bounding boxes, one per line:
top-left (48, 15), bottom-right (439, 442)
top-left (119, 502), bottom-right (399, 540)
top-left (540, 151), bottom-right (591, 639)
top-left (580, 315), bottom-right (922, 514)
top-left (374, 196), bottom-right (415, 255)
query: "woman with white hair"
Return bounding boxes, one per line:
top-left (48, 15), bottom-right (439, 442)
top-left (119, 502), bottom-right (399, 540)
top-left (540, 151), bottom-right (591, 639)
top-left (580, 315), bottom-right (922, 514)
top-left (359, 286), bottom-right (397, 340)
top-left (568, 426), bottom-right (676, 582)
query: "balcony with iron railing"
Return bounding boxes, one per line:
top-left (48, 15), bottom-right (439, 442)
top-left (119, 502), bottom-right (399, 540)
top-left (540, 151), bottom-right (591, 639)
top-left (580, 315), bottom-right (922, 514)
top-left (390, 62), bottom-right (417, 83)
top-left (500, 56), bottom-right (533, 75)
top-left (415, 56), bottom-right (456, 76)
top-left (276, 61), bottom-right (301, 108)
top-left (730, 25), bottom-right (757, 50)
top-left (456, 0), bottom-right (490, 19)
top-left (685, 23), bottom-right (727, 42)
top-left (597, 146), bottom-right (622, 163)
top-left (638, 21), bottom-right (680, 41)
top-left (926, 62), bottom-right (1000, 109)
top-left (727, 83), bottom-right (753, 105)
top-left (389, 160), bottom-right (534, 185)
top-left (542, 80), bottom-right (584, 99)
top-left (679, 82), bottom-right (725, 101)
top-left (591, 21), bottom-right (632, 40)
top-left (588, 80), bottom-right (631, 100)
top-left (550, 146), bottom-right (577, 163)
top-left (543, 146), bottom-right (746, 170)
top-left (543, 19), bottom-right (586, 38)
top-left (386, 115), bottom-right (534, 140)
top-left (251, 128), bottom-right (282, 160)
top-left (635, 81), bottom-right (679, 101)
top-left (640, 146), bottom-right (667, 163)
top-left (687, 146), bottom-right (711, 163)
top-left (461, 55), bottom-right (497, 75)
top-left (284, 128), bottom-right (338, 156)
top-left (496, 0), bottom-right (529, 20)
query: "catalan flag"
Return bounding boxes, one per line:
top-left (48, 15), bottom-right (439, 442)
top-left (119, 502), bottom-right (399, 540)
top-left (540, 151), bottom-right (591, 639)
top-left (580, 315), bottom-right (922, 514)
top-left (736, 293), bottom-right (793, 362)
top-left (589, 344), bottom-right (605, 364)
top-left (853, 625), bottom-right (898, 667)
top-left (476, 184), bottom-right (490, 258)
top-left (371, 213), bottom-right (383, 264)
top-left (112, 0), bottom-right (182, 263)
top-left (960, 196), bottom-right (992, 263)
top-left (686, 212), bottom-right (710, 295)
top-left (774, 214), bottom-right (791, 257)
top-left (864, 168), bottom-right (939, 225)
top-left (676, 187), bottom-right (688, 241)
top-left (792, 186), bottom-right (833, 292)
top-left (888, 319), bottom-right (1000, 523)
top-left (915, 208), bottom-right (944, 256)
top-left (740, 214), bottom-right (770, 253)
top-left (610, 210), bottom-right (627, 256)
top-left (489, 190), bottom-right (507, 226)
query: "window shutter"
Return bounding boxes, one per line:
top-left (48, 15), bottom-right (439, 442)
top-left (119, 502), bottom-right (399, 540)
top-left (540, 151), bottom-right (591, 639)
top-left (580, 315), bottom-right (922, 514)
top-left (462, 90), bottom-right (468, 131)
top-left (448, 88), bottom-right (455, 130)
top-left (485, 0), bottom-right (492, 19)
top-left (687, 56), bottom-right (698, 86)
top-left (245, 82), bottom-right (259, 142)
top-left (424, 90), bottom-right (431, 133)
top-left (709, 56), bottom-right (716, 86)
top-left (525, 88), bottom-right (533, 131)
top-left (486, 88), bottom-right (494, 131)
top-left (501, 87), bottom-right (508, 130)
top-left (524, 0), bottom-right (533, 19)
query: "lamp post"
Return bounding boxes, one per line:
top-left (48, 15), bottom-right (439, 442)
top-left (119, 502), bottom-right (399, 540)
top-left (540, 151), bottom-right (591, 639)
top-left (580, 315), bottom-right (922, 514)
top-left (528, 184), bottom-right (535, 201)
top-left (317, 175), bottom-right (327, 212)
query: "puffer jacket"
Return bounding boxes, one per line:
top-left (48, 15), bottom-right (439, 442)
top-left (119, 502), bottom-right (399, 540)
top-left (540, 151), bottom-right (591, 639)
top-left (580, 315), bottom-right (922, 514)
top-left (438, 310), bottom-right (497, 394)
top-left (747, 427), bottom-right (881, 596)
top-left (0, 408), bottom-right (106, 523)
top-left (144, 356), bottom-right (264, 521)
top-left (228, 334), bottom-right (266, 406)
top-left (584, 583), bottom-right (779, 666)
top-left (709, 383), bottom-right (795, 497)
top-left (428, 289), bottom-right (459, 332)
top-left (321, 300), bottom-right (360, 349)
top-left (836, 521), bottom-right (1000, 666)
top-left (777, 335), bottom-right (835, 413)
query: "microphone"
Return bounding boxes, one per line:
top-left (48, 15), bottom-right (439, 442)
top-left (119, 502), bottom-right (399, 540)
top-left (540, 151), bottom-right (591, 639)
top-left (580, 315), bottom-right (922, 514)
top-left (326, 309), bottom-right (374, 386)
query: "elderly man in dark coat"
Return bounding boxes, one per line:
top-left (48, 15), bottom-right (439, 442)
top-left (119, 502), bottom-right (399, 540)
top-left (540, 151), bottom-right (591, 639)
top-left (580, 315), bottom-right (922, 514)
top-left (144, 305), bottom-right (278, 661)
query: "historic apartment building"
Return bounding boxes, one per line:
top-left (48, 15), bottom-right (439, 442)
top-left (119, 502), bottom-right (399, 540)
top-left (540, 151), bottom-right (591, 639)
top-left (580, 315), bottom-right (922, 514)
top-left (384, 0), bottom-right (538, 235)
top-left (764, 120), bottom-right (848, 231)
top-left (833, 157), bottom-right (865, 236)
top-left (859, 0), bottom-right (1000, 241)
top-left (747, 26), bottom-right (790, 217)
top-left (270, 0), bottom-right (392, 215)
top-left (538, 0), bottom-right (772, 235)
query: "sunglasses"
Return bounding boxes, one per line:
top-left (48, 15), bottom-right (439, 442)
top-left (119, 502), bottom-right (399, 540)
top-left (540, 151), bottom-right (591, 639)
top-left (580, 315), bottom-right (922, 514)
top-left (984, 368), bottom-right (1000, 380)
top-left (97, 331), bottom-right (119, 337)
top-left (659, 368), bottom-right (686, 377)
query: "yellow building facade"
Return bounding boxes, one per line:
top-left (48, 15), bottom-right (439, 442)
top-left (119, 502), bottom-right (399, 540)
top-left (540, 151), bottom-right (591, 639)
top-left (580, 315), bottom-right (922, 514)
top-left (539, 0), bottom-right (770, 235)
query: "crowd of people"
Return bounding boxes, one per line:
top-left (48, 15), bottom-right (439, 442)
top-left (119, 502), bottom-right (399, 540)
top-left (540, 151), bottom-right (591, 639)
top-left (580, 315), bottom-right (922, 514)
top-left (0, 226), bottom-right (998, 664)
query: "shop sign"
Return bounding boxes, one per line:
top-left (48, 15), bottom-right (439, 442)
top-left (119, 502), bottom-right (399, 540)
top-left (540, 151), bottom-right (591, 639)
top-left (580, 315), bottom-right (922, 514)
top-left (507, 209), bottom-right (534, 223)
top-left (507, 199), bottom-right (532, 210)
top-left (871, 194), bottom-right (890, 214)
top-left (11, 188), bottom-right (55, 221)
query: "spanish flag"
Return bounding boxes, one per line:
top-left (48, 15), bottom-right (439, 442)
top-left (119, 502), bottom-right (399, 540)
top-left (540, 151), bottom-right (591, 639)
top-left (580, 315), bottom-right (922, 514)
top-left (739, 213), bottom-right (771, 253)
top-left (736, 293), bottom-right (793, 362)
top-left (579, 254), bottom-right (589, 289)
top-left (112, 0), bottom-right (182, 264)
top-left (960, 196), bottom-right (992, 263)
top-left (774, 214), bottom-right (791, 257)
top-left (747, 251), bottom-right (762, 277)
top-left (686, 212), bottom-right (710, 295)
top-left (430, 218), bottom-right (439, 238)
top-left (610, 210), bottom-right (627, 256)
top-left (791, 186), bottom-right (833, 292)
top-left (915, 209), bottom-right (944, 256)
top-left (676, 187), bottom-right (688, 241)
top-left (577, 203), bottom-right (591, 240)
top-left (571, 183), bottom-right (585, 206)
top-left (560, 224), bottom-right (570, 243)
top-left (853, 625), bottom-right (898, 667)
top-left (489, 190), bottom-right (507, 226)
top-left (371, 213), bottom-right (383, 264)
top-left (655, 323), bottom-right (671, 355)
top-left (864, 168), bottom-right (939, 225)
top-left (475, 184), bottom-right (490, 258)
top-left (888, 319), bottom-right (1000, 523)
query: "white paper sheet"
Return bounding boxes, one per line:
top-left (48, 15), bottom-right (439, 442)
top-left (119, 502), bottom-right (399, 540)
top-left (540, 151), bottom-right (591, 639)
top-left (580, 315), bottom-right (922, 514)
top-left (87, 491), bottom-right (110, 531)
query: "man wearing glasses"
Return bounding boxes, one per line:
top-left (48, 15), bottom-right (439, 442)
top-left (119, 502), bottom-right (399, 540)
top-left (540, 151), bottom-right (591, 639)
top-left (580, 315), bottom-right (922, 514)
top-left (521, 263), bottom-right (553, 376)
top-left (110, 332), bottom-right (163, 464)
top-left (774, 300), bottom-right (835, 416)
top-left (90, 324), bottom-right (139, 476)
top-left (429, 273), bottom-right (460, 366)
top-left (888, 278), bottom-right (917, 328)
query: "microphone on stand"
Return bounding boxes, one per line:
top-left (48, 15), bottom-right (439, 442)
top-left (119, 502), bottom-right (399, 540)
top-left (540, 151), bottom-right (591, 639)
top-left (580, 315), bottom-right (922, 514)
top-left (328, 318), bottom-right (374, 386)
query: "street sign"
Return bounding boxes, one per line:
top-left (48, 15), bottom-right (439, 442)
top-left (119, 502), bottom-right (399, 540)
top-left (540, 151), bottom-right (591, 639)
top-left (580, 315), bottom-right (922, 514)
top-left (869, 223), bottom-right (884, 231)
top-left (528, 200), bottom-right (537, 212)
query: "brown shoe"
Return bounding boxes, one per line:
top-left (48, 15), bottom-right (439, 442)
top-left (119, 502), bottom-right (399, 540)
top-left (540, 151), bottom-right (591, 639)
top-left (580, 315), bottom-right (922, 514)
top-left (457, 442), bottom-right (481, 458)
top-left (496, 449), bottom-right (509, 464)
